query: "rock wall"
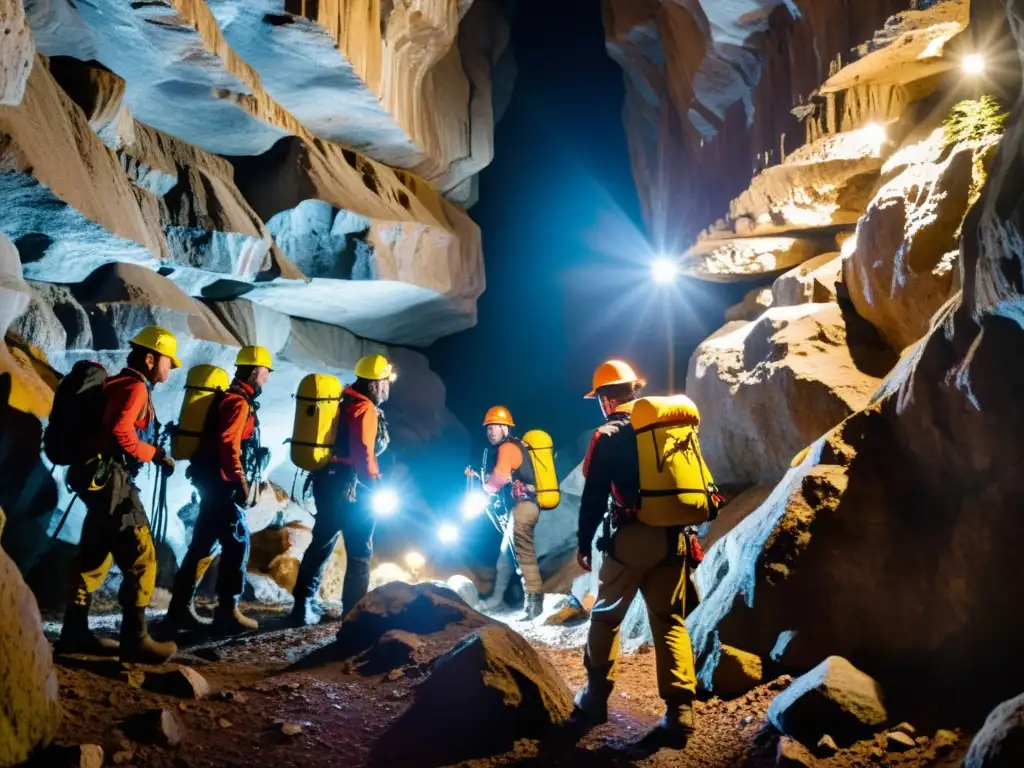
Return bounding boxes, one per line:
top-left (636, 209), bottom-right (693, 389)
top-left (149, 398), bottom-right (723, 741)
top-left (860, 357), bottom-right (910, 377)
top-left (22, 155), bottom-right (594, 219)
top-left (654, 0), bottom-right (1024, 718)
top-left (0, 0), bottom-right (508, 603)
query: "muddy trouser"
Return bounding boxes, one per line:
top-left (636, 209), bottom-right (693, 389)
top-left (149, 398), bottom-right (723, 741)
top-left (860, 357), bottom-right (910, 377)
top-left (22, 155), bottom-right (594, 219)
top-left (512, 500), bottom-right (543, 593)
top-left (67, 460), bottom-right (156, 609)
top-left (583, 523), bottom-right (695, 708)
top-left (173, 480), bottom-right (250, 603)
top-left (293, 469), bottom-right (375, 612)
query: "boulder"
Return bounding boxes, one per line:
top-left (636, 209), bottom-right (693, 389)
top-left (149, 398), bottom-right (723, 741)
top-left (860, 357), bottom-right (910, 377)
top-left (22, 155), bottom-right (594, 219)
top-left (374, 623), bottom-right (573, 765)
top-left (964, 693), bottom-right (1024, 768)
top-left (446, 575), bottom-right (480, 607)
top-left (772, 253), bottom-right (843, 308)
top-left (767, 656), bottom-right (887, 747)
top-left (725, 286), bottom-right (774, 322)
top-left (686, 303), bottom-right (891, 485)
top-left (844, 125), bottom-right (1001, 350)
top-left (0, 513), bottom-right (62, 765)
top-left (700, 484), bottom-right (774, 551)
top-left (681, 236), bottom-right (833, 283)
top-left (700, 644), bottom-right (763, 698)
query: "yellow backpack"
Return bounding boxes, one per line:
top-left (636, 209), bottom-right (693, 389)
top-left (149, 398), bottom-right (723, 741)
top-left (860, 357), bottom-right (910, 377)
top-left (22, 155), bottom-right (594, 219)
top-left (171, 365), bottom-right (230, 460)
top-left (290, 374), bottom-right (343, 471)
top-left (630, 395), bottom-right (716, 527)
top-left (521, 429), bottom-right (561, 510)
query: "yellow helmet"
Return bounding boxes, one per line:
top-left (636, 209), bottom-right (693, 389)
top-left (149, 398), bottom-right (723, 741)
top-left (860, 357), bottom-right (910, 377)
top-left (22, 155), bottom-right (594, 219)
top-left (130, 326), bottom-right (181, 369)
top-left (235, 345), bottom-right (273, 370)
top-left (354, 354), bottom-right (395, 382)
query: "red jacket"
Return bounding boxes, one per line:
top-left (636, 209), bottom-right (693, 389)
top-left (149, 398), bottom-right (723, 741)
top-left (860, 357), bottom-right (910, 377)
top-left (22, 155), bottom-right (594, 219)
top-left (331, 387), bottom-right (381, 481)
top-left (212, 381), bottom-right (257, 484)
top-left (102, 368), bottom-right (156, 463)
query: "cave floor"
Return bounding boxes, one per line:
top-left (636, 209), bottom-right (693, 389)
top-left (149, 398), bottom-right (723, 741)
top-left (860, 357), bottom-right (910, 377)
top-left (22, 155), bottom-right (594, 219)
top-left (35, 603), bottom-right (971, 768)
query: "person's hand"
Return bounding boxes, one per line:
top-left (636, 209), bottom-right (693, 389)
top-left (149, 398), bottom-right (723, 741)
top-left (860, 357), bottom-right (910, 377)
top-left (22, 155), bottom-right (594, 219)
top-left (232, 480), bottom-right (252, 508)
top-left (464, 466), bottom-right (479, 479)
top-left (576, 549), bottom-right (592, 573)
top-left (154, 449), bottom-right (175, 477)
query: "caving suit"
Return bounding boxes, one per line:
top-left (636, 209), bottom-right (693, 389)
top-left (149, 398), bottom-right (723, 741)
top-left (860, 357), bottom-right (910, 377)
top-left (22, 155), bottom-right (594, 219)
top-left (576, 401), bottom-right (697, 716)
top-left (484, 437), bottom-right (544, 597)
top-left (66, 368), bottom-right (159, 610)
top-left (172, 380), bottom-right (262, 607)
top-left (293, 386), bottom-right (389, 613)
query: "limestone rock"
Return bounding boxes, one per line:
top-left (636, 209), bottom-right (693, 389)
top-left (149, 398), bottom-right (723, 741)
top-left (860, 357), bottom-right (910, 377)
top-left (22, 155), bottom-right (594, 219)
top-left (541, 595), bottom-right (588, 627)
top-left (844, 125), bottom-right (1001, 350)
top-left (933, 729), bottom-right (958, 754)
top-left (964, 694), bottom-right (1024, 768)
top-left (725, 286), bottom-right (773, 322)
top-left (0, 516), bottom-right (62, 765)
top-left (702, 644), bottom-right (763, 698)
top-left (375, 623), bottom-right (573, 765)
top-left (816, 735), bottom-right (838, 757)
top-left (767, 656), bottom-right (887, 747)
top-left (886, 730), bottom-right (915, 752)
top-left (772, 253), bottom-right (843, 308)
top-left (776, 736), bottom-right (817, 767)
top-left (700, 485), bottom-right (774, 552)
top-left (0, 0), bottom-right (34, 106)
top-left (445, 575), bottom-right (479, 607)
top-left (681, 237), bottom-right (832, 283)
top-left (686, 303), bottom-right (889, 485)
top-left (124, 708), bottom-right (182, 748)
top-left (142, 666), bottom-right (212, 700)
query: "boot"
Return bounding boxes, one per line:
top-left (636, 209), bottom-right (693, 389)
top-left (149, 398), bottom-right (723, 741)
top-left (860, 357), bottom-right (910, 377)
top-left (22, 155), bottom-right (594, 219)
top-left (56, 599), bottom-right (120, 656)
top-left (214, 598), bottom-right (259, 634)
top-left (566, 682), bottom-right (610, 732)
top-left (516, 592), bottom-right (544, 622)
top-left (287, 595), bottom-right (319, 627)
top-left (657, 700), bottom-right (696, 742)
top-left (119, 608), bottom-right (177, 664)
top-left (164, 593), bottom-right (212, 634)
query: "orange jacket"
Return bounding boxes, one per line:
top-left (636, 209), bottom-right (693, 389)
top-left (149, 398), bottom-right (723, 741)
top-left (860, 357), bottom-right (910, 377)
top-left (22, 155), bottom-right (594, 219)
top-left (212, 381), bottom-right (257, 485)
top-left (483, 441), bottom-right (524, 494)
top-left (102, 368), bottom-right (157, 463)
top-left (331, 387), bottom-right (381, 482)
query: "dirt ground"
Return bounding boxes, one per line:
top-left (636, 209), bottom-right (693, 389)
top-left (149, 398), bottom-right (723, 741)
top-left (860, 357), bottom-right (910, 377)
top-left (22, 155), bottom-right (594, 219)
top-left (35, 602), bottom-right (974, 768)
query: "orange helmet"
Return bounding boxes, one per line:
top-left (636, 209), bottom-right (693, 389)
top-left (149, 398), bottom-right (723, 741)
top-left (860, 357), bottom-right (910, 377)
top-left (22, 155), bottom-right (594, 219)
top-left (483, 405), bottom-right (515, 427)
top-left (585, 360), bottom-right (646, 399)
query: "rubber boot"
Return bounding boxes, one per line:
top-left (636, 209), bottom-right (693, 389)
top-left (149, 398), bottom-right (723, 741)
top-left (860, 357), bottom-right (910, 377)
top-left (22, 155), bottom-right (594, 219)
top-left (516, 592), bottom-right (544, 622)
top-left (287, 595), bottom-right (319, 627)
top-left (164, 593), bottom-right (212, 634)
top-left (56, 599), bottom-right (120, 656)
top-left (657, 699), bottom-right (696, 742)
top-left (565, 680), bottom-right (611, 737)
top-left (119, 608), bottom-right (177, 664)
top-left (214, 598), bottom-right (259, 634)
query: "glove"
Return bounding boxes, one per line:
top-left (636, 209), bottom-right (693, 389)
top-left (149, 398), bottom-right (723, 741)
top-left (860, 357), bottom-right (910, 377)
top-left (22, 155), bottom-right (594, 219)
top-left (576, 549), bottom-right (592, 573)
top-left (232, 481), bottom-right (252, 508)
top-left (154, 449), bottom-right (175, 478)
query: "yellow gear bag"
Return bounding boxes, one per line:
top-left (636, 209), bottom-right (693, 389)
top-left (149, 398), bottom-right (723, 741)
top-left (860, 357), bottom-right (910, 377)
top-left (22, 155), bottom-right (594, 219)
top-left (521, 429), bottom-right (561, 510)
top-left (171, 365), bottom-right (230, 460)
top-left (290, 374), bottom-right (343, 471)
top-left (630, 395), bottom-right (715, 527)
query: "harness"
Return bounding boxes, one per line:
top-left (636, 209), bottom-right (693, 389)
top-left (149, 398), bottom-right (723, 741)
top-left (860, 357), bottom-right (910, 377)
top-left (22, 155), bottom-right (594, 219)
top-left (482, 435), bottom-right (536, 512)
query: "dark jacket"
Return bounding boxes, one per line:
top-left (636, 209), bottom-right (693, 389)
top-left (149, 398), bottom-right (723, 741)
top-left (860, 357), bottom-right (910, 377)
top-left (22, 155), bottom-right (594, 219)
top-left (577, 401), bottom-right (640, 556)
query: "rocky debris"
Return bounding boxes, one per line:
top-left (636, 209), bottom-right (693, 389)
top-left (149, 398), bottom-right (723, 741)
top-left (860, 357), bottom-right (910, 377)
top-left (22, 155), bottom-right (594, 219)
top-left (0, 507), bottom-right (61, 766)
top-left (141, 666), bottom-right (212, 700)
top-left (681, 236), bottom-right (833, 283)
top-left (279, 722), bottom-right (303, 737)
top-left (375, 623), bottom-right (573, 765)
top-left (964, 693), bottom-right (1024, 767)
top-left (686, 302), bottom-right (891, 485)
top-left (893, 721), bottom-right (916, 736)
top-left (816, 735), bottom-right (838, 757)
top-left (445, 574), bottom-right (480, 607)
top-left (885, 730), bottom-right (915, 752)
top-left (541, 595), bottom-right (588, 626)
top-left (61, 744), bottom-right (104, 768)
top-left (772, 253), bottom-right (843, 308)
top-left (123, 708), bottom-right (182, 748)
top-left (776, 736), bottom-right (817, 767)
top-left (725, 287), bottom-right (774, 323)
top-left (933, 728), bottom-right (959, 754)
top-left (766, 656), bottom-right (887, 747)
top-left (700, 644), bottom-right (763, 698)
top-left (844, 124), bottom-right (1002, 350)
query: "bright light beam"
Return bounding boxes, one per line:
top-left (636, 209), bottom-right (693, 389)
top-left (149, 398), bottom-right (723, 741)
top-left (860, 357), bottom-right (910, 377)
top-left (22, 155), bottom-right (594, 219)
top-left (438, 523), bottom-right (459, 544)
top-left (651, 257), bottom-right (678, 285)
top-left (961, 53), bottom-right (986, 76)
top-left (404, 551), bottom-right (426, 570)
top-left (371, 488), bottom-right (399, 517)
top-left (462, 489), bottom-right (490, 520)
